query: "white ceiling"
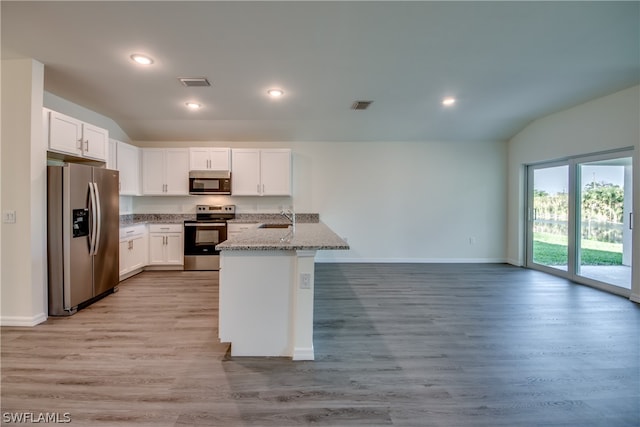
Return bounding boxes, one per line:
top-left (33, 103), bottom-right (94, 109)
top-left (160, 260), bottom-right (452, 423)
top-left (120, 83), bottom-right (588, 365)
top-left (2, 1), bottom-right (638, 142)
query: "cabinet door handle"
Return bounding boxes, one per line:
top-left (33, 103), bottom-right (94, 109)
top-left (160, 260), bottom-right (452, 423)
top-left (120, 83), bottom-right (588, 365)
top-left (84, 140), bottom-right (89, 152)
top-left (77, 139), bottom-right (83, 150)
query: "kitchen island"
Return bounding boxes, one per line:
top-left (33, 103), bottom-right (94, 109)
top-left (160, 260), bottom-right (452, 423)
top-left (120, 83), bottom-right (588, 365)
top-left (216, 222), bottom-right (349, 360)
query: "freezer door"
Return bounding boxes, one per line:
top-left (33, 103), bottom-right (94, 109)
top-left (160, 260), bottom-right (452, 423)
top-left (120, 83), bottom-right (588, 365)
top-left (65, 164), bottom-right (94, 309)
top-left (92, 167), bottom-right (120, 296)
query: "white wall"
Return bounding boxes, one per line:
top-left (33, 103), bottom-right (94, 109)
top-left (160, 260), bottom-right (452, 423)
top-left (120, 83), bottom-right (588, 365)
top-left (44, 92), bottom-right (130, 143)
top-left (135, 140), bottom-right (508, 263)
top-left (507, 85), bottom-right (640, 298)
top-left (1, 59), bottom-right (47, 326)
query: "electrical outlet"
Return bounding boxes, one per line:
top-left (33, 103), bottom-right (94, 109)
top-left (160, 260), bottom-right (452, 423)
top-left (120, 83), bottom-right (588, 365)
top-left (2, 210), bottom-right (16, 224)
top-left (300, 273), bottom-right (311, 289)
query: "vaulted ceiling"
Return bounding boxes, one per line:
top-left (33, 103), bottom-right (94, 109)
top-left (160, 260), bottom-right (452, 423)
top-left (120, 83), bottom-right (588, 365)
top-left (2, 1), bottom-right (638, 142)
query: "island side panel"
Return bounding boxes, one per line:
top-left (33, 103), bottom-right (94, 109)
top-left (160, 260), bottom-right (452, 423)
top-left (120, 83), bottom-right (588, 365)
top-left (219, 251), bottom-right (294, 357)
top-left (292, 250), bottom-right (317, 360)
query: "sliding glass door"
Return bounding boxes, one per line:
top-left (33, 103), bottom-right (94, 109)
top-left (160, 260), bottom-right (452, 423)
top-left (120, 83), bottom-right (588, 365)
top-left (577, 155), bottom-right (633, 289)
top-left (529, 163), bottom-right (570, 272)
top-left (526, 150), bottom-right (633, 294)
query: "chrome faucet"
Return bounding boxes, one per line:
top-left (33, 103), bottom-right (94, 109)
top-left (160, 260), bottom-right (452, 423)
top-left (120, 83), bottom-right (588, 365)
top-left (281, 208), bottom-right (296, 234)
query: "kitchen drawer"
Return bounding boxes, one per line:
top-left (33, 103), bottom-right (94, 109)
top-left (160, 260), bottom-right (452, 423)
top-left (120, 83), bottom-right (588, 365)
top-left (120, 224), bottom-right (147, 240)
top-left (149, 223), bottom-right (183, 233)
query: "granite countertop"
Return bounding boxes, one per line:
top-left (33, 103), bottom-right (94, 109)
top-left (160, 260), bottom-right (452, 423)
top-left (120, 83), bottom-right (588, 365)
top-left (121, 213), bottom-right (320, 227)
top-left (229, 213), bottom-right (319, 224)
top-left (216, 222), bottom-right (349, 251)
top-left (120, 214), bottom-right (195, 226)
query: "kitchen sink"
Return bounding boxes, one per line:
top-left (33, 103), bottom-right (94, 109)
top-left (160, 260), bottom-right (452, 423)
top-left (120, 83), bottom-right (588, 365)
top-left (258, 223), bottom-right (291, 229)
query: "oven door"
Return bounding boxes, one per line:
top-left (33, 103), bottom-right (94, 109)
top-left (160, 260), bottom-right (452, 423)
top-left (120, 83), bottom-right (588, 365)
top-left (183, 222), bottom-right (227, 256)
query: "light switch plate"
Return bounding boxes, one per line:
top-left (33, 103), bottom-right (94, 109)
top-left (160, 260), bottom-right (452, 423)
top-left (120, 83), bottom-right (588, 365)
top-left (2, 210), bottom-right (16, 224)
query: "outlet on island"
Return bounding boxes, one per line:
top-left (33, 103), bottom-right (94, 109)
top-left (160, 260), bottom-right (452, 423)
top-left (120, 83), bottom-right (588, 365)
top-left (300, 273), bottom-right (312, 289)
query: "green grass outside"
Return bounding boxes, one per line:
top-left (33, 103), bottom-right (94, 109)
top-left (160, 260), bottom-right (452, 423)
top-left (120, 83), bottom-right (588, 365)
top-left (533, 233), bottom-right (622, 266)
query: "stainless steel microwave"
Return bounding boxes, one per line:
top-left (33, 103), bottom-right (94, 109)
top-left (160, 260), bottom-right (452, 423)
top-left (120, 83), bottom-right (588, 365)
top-left (189, 170), bottom-right (232, 195)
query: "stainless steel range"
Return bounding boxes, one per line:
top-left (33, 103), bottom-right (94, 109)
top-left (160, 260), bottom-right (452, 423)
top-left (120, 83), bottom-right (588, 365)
top-left (184, 205), bottom-right (235, 271)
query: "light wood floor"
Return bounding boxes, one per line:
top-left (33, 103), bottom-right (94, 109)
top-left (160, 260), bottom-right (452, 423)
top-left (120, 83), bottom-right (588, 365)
top-left (2, 264), bottom-right (639, 426)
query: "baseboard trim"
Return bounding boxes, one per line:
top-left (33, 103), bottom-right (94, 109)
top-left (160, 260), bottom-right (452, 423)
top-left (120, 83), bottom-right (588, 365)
top-left (630, 293), bottom-right (640, 304)
top-left (1, 312), bottom-right (47, 327)
top-left (143, 265), bottom-right (184, 271)
top-left (316, 258), bottom-right (508, 264)
top-left (292, 346), bottom-right (315, 361)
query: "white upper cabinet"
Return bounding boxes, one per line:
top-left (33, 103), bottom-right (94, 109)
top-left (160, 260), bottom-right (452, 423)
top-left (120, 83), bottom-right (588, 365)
top-left (141, 148), bottom-right (189, 195)
top-left (113, 140), bottom-right (141, 195)
top-left (47, 109), bottom-right (108, 161)
top-left (81, 122), bottom-right (108, 160)
top-left (260, 149), bottom-right (292, 196)
top-left (189, 147), bottom-right (230, 171)
top-left (231, 149), bottom-right (261, 195)
top-left (231, 148), bottom-right (291, 196)
top-left (106, 139), bottom-right (117, 170)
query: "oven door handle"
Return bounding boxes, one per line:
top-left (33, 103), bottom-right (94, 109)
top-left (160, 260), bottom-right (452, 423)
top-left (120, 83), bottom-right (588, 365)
top-left (184, 223), bottom-right (226, 227)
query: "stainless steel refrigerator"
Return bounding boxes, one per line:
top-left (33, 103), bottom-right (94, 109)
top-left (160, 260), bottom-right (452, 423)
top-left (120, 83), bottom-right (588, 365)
top-left (47, 163), bottom-right (120, 316)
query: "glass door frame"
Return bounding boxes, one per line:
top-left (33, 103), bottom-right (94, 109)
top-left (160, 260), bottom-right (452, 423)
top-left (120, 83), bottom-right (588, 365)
top-left (526, 159), bottom-right (576, 279)
top-left (525, 148), bottom-right (634, 297)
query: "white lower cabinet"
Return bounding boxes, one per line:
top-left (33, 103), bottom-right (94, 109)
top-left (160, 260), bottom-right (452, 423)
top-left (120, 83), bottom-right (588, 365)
top-left (119, 224), bottom-right (148, 279)
top-left (148, 224), bottom-right (184, 265)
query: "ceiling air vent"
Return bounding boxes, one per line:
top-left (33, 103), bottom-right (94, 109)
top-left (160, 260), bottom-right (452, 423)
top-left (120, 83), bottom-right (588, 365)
top-left (178, 77), bottom-right (211, 87)
top-left (351, 100), bottom-right (373, 110)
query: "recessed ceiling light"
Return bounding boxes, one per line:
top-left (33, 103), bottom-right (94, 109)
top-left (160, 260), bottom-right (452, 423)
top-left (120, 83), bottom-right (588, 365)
top-left (130, 54), bottom-right (154, 65)
top-left (185, 102), bottom-right (202, 110)
top-left (267, 89), bottom-right (284, 97)
top-left (442, 97), bottom-right (456, 106)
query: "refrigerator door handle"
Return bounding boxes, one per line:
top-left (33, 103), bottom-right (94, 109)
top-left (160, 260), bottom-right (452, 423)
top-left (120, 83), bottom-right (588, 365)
top-left (88, 182), bottom-right (97, 255)
top-left (93, 182), bottom-right (102, 255)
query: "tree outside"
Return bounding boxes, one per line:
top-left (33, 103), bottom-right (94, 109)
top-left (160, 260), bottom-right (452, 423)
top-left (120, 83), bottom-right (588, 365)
top-left (533, 180), bottom-right (624, 266)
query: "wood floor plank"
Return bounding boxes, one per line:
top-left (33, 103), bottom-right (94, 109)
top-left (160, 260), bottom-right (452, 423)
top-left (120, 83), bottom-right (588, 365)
top-left (1, 264), bottom-right (639, 426)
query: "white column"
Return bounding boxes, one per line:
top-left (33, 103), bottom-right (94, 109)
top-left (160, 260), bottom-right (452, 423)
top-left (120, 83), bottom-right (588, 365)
top-left (1, 59), bottom-right (47, 326)
top-left (291, 250), bottom-right (317, 360)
